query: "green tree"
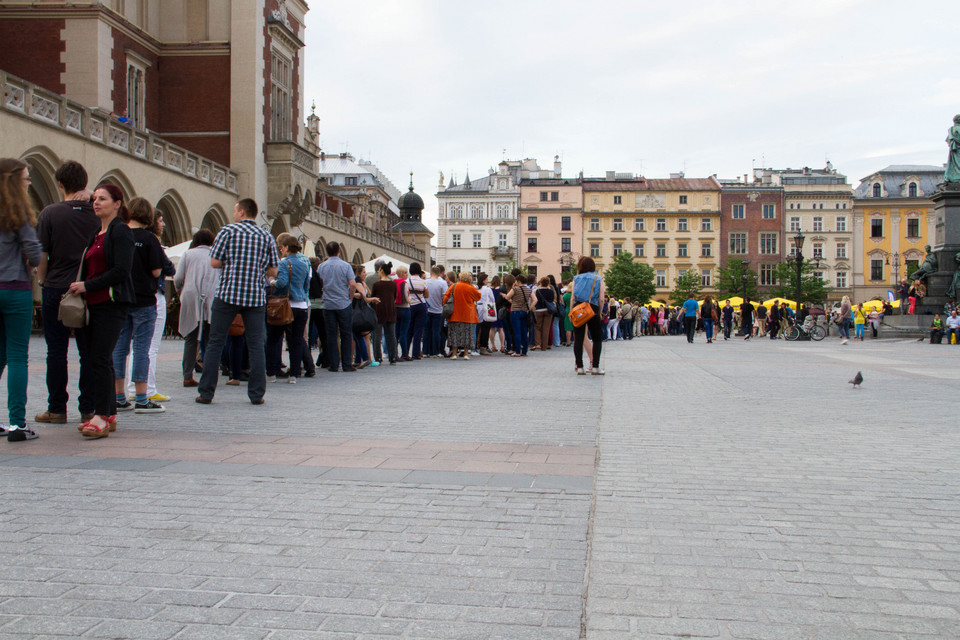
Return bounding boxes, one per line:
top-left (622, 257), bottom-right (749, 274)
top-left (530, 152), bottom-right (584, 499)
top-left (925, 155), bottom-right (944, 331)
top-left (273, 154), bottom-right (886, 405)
top-left (770, 261), bottom-right (829, 306)
top-left (715, 259), bottom-right (759, 300)
top-left (669, 269), bottom-right (703, 305)
top-left (503, 258), bottom-right (528, 277)
top-left (602, 252), bottom-right (657, 303)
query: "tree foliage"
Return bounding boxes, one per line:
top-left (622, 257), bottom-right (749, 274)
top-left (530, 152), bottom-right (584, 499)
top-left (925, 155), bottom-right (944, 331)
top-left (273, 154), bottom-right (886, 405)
top-left (715, 259), bottom-right (759, 300)
top-left (770, 261), bottom-right (829, 306)
top-left (669, 269), bottom-right (703, 305)
top-left (602, 252), bottom-right (657, 303)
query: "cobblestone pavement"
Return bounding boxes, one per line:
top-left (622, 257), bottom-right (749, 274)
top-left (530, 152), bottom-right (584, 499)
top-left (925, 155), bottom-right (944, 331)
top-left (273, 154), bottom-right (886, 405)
top-left (0, 335), bottom-right (958, 639)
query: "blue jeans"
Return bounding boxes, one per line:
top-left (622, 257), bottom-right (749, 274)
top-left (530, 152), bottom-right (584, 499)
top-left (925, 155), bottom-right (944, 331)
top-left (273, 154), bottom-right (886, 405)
top-left (409, 303), bottom-right (427, 358)
top-left (839, 318), bottom-right (851, 339)
top-left (426, 312), bottom-right (443, 356)
top-left (40, 286), bottom-right (95, 415)
top-left (200, 298), bottom-right (267, 401)
top-left (322, 305), bottom-right (354, 371)
top-left (702, 318), bottom-right (714, 340)
top-left (396, 307), bottom-right (411, 357)
top-left (0, 290), bottom-right (33, 426)
top-left (510, 310), bottom-right (529, 355)
top-left (112, 305), bottom-right (157, 383)
top-left (552, 316), bottom-right (561, 346)
top-left (855, 323), bottom-right (865, 338)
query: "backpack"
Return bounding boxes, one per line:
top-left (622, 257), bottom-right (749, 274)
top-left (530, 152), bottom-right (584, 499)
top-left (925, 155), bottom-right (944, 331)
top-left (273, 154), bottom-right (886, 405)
top-left (308, 269), bottom-right (323, 299)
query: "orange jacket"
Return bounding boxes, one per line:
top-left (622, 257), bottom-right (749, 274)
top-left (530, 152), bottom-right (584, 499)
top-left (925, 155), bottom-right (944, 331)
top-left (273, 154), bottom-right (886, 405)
top-left (443, 282), bottom-right (481, 323)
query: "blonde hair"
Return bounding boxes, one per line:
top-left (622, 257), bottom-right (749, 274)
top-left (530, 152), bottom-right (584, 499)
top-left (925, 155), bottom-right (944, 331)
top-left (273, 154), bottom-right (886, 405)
top-left (396, 266), bottom-right (408, 278)
top-left (458, 271), bottom-right (473, 283)
top-left (0, 158), bottom-right (35, 231)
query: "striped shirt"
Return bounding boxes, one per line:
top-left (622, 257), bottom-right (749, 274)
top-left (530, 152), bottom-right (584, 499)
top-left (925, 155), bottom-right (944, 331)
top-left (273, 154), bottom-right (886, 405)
top-left (210, 220), bottom-right (279, 307)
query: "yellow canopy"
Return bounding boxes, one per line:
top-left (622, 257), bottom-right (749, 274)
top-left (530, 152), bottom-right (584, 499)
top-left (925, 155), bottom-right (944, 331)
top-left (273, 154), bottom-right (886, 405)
top-left (718, 296), bottom-right (743, 307)
top-left (861, 300), bottom-right (885, 311)
top-left (763, 297), bottom-right (796, 310)
top-left (645, 300), bottom-right (666, 308)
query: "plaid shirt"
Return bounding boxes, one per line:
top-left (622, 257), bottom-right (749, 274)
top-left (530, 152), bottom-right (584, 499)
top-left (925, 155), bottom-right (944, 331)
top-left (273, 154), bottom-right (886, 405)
top-left (210, 220), bottom-right (279, 307)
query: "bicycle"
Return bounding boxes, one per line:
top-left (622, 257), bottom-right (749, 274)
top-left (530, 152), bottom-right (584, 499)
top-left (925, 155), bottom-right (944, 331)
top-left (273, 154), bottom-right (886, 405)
top-left (785, 319), bottom-right (826, 341)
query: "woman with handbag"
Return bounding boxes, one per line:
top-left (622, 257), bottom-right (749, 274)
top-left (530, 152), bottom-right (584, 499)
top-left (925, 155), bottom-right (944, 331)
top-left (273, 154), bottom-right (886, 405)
top-left (371, 261), bottom-right (399, 364)
top-left (571, 256), bottom-right (605, 375)
top-left (476, 272), bottom-right (496, 354)
top-left (442, 270), bottom-right (481, 359)
top-left (0, 159), bottom-right (42, 442)
top-left (351, 264), bottom-right (380, 368)
top-left (267, 233), bottom-right (312, 383)
top-left (532, 277), bottom-right (555, 351)
top-left (502, 273), bottom-right (533, 356)
top-left (406, 262), bottom-right (429, 360)
top-left (68, 184), bottom-right (136, 438)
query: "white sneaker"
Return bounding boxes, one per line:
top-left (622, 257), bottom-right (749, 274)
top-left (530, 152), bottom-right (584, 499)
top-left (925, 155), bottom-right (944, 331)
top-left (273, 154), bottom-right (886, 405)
top-left (288, 377), bottom-right (297, 384)
top-left (576, 368), bottom-right (585, 375)
top-left (841, 339), bottom-right (848, 345)
top-left (591, 369), bottom-right (605, 376)
top-left (470, 350), bottom-right (480, 356)
top-left (266, 375), bottom-right (277, 382)
top-left (450, 353), bottom-right (458, 360)
top-left (463, 353), bottom-right (471, 360)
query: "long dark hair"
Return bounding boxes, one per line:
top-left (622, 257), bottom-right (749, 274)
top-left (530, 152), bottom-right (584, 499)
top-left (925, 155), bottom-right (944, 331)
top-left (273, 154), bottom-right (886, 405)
top-left (0, 157), bottom-right (34, 231)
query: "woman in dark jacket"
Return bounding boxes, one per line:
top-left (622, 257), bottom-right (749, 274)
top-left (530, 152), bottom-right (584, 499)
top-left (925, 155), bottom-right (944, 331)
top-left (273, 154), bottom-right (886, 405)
top-left (67, 183), bottom-right (135, 438)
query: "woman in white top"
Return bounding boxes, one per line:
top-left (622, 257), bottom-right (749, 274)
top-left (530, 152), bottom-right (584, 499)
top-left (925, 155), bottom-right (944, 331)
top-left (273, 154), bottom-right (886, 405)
top-left (476, 273), bottom-right (496, 354)
top-left (406, 262), bottom-right (429, 360)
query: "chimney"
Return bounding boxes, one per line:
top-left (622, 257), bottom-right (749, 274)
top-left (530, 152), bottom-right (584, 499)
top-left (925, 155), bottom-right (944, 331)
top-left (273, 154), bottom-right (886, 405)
top-left (605, 171), bottom-right (616, 181)
top-left (554, 155), bottom-right (562, 178)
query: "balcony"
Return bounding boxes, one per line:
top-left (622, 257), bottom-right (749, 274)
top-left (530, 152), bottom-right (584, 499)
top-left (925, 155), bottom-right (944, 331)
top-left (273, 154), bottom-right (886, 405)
top-left (491, 246), bottom-right (515, 259)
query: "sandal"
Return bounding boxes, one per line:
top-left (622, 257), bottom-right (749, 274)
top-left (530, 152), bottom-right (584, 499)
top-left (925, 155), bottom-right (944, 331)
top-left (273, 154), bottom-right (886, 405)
top-left (78, 415), bottom-right (116, 432)
top-left (81, 420), bottom-right (110, 439)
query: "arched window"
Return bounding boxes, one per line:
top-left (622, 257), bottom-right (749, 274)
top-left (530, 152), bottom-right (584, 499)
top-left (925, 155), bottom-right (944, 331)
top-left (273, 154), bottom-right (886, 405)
top-left (873, 183), bottom-right (881, 198)
top-left (908, 182), bottom-right (917, 198)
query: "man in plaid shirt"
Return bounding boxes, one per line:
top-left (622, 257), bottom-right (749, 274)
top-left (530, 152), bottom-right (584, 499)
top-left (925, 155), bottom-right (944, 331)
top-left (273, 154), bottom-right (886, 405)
top-left (196, 198), bottom-right (279, 405)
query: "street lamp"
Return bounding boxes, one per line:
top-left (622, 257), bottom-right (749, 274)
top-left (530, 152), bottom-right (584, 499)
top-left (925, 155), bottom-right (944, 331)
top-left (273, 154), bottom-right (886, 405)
top-left (793, 230), bottom-right (805, 313)
top-left (740, 259), bottom-right (750, 298)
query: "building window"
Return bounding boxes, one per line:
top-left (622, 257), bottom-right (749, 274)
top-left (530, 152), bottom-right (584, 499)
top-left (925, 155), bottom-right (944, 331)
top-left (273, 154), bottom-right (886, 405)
top-left (502, 204), bottom-right (511, 218)
top-left (540, 191), bottom-right (548, 201)
top-left (551, 191), bottom-right (559, 201)
top-left (613, 218), bottom-right (623, 231)
top-left (656, 218), bottom-right (666, 231)
top-left (677, 218), bottom-right (688, 231)
top-left (873, 183), bottom-right (881, 197)
top-left (449, 205), bottom-right (463, 219)
top-left (789, 216), bottom-right (800, 232)
top-left (812, 242), bottom-right (823, 259)
top-left (472, 233), bottom-right (482, 248)
top-left (656, 243), bottom-right (666, 257)
top-left (870, 259), bottom-right (884, 281)
top-left (634, 244), bottom-right (645, 258)
top-left (836, 242), bottom-right (847, 259)
top-left (528, 216), bottom-right (537, 231)
top-left (729, 233), bottom-right (747, 254)
top-left (613, 243), bottom-right (623, 256)
top-left (561, 237), bottom-right (571, 252)
top-left (613, 195), bottom-right (622, 205)
top-left (344, 176), bottom-right (358, 186)
top-left (561, 216), bottom-right (571, 231)
top-left (680, 195), bottom-right (688, 204)
top-left (590, 243), bottom-right (600, 258)
top-left (701, 243), bottom-right (711, 257)
top-left (527, 265), bottom-right (538, 278)
top-left (759, 233), bottom-right (777, 255)
top-left (590, 218), bottom-right (600, 231)
top-left (871, 219), bottom-right (883, 238)
top-left (470, 205), bottom-right (483, 219)
top-left (677, 243), bottom-right (688, 257)
top-left (909, 182), bottom-right (918, 198)
top-left (125, 58), bottom-right (146, 129)
top-left (527, 238), bottom-right (537, 253)
top-left (836, 217), bottom-right (847, 232)
top-left (270, 52), bottom-right (292, 141)
top-left (732, 204), bottom-right (744, 219)
top-left (907, 218), bottom-right (920, 238)
top-left (813, 216), bottom-right (823, 232)
top-left (701, 269), bottom-right (711, 287)
top-left (497, 264), bottom-right (509, 277)
top-left (634, 218), bottom-right (645, 231)
top-left (451, 233), bottom-right (461, 248)
top-left (762, 204), bottom-right (775, 219)
top-left (498, 233), bottom-right (508, 247)
top-left (451, 265), bottom-right (461, 274)
top-left (656, 269), bottom-right (666, 287)
top-left (813, 270), bottom-right (825, 282)
top-left (678, 269), bottom-right (687, 278)
top-left (836, 271), bottom-right (848, 288)
top-left (701, 218), bottom-right (711, 231)
top-left (760, 264), bottom-right (776, 286)
top-left (471, 264), bottom-right (482, 277)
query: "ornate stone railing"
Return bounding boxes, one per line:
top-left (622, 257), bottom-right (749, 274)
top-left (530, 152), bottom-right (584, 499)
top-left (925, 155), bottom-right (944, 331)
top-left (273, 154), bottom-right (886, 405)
top-left (1, 70), bottom-right (238, 194)
top-left (311, 207), bottom-right (426, 262)
top-left (265, 140), bottom-right (316, 174)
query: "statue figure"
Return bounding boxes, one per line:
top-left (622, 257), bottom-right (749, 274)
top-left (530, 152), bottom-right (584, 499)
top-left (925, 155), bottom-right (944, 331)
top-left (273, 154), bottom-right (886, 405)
top-left (947, 252), bottom-right (960, 300)
top-left (909, 245), bottom-right (938, 281)
top-left (947, 114), bottom-right (960, 184)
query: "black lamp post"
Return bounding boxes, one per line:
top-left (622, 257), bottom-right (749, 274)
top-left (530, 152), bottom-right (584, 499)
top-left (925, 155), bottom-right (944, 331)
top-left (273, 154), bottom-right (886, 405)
top-left (740, 260), bottom-right (750, 298)
top-left (794, 230), bottom-right (805, 312)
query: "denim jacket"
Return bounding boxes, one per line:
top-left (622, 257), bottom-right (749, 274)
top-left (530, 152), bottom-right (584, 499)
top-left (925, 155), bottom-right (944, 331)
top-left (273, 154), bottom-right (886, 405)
top-left (274, 253), bottom-right (311, 303)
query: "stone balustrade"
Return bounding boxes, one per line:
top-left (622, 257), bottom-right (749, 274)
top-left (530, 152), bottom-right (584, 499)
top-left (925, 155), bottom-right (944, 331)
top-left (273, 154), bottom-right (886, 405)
top-left (311, 207), bottom-right (426, 262)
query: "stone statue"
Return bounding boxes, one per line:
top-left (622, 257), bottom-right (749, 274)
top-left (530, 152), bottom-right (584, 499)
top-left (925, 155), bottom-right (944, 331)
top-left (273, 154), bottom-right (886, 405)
top-left (909, 245), bottom-right (938, 281)
top-left (947, 252), bottom-right (960, 300)
top-left (947, 114), bottom-right (960, 184)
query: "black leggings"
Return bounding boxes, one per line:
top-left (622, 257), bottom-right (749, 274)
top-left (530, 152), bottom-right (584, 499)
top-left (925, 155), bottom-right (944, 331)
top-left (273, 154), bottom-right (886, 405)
top-left (573, 304), bottom-right (603, 368)
top-left (82, 303), bottom-right (128, 416)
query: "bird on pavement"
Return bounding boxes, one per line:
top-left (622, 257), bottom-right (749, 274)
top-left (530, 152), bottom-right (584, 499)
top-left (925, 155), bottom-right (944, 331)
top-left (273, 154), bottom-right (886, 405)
top-left (849, 371), bottom-right (863, 388)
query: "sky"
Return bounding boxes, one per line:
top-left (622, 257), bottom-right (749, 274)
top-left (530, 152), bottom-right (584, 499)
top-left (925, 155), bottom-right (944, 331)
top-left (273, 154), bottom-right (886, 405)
top-left (302, 0), bottom-right (959, 234)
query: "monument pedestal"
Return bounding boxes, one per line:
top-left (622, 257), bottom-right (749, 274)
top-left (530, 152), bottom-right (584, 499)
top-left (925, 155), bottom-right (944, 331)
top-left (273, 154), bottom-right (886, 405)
top-left (923, 186), bottom-right (960, 311)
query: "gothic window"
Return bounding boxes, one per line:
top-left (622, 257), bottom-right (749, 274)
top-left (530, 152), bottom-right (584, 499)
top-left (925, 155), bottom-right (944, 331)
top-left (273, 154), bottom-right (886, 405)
top-left (270, 52), bottom-right (292, 141)
top-left (125, 56), bottom-right (147, 128)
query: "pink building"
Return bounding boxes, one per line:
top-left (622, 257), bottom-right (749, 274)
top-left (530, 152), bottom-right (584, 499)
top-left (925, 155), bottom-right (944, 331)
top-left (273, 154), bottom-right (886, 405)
top-left (519, 177), bottom-right (583, 280)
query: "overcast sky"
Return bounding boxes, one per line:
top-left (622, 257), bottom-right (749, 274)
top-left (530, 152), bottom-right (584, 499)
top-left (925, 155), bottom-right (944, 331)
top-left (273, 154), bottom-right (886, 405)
top-left (302, 0), bottom-right (958, 234)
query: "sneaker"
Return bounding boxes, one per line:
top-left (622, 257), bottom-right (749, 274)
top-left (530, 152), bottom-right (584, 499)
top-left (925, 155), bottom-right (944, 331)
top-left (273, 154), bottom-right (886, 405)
top-left (369, 361), bottom-right (380, 367)
top-left (576, 368), bottom-right (585, 375)
top-left (470, 350), bottom-right (480, 356)
top-left (134, 401), bottom-right (165, 414)
top-left (116, 401), bottom-right (134, 412)
top-left (148, 393), bottom-right (170, 402)
top-left (288, 377), bottom-right (297, 384)
top-left (226, 379), bottom-right (241, 386)
top-left (195, 396), bottom-right (212, 404)
top-left (34, 411), bottom-right (66, 424)
top-left (591, 369), bottom-right (605, 376)
top-left (450, 353), bottom-right (458, 360)
top-left (841, 339), bottom-right (848, 345)
top-left (463, 353), bottom-right (471, 360)
top-left (265, 375), bottom-right (277, 383)
top-left (7, 426), bottom-right (38, 442)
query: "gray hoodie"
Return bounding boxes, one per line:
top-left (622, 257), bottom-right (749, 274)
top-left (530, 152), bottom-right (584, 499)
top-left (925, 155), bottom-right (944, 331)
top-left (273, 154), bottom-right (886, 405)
top-left (0, 223), bottom-right (42, 283)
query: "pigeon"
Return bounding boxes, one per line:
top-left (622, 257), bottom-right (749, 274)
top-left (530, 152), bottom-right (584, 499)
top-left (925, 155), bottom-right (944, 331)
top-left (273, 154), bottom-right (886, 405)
top-left (849, 371), bottom-right (863, 389)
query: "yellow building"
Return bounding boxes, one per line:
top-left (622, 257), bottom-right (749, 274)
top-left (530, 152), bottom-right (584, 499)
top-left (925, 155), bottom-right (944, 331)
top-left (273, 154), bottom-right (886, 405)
top-left (582, 173), bottom-right (722, 298)
top-left (853, 165), bottom-right (941, 302)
